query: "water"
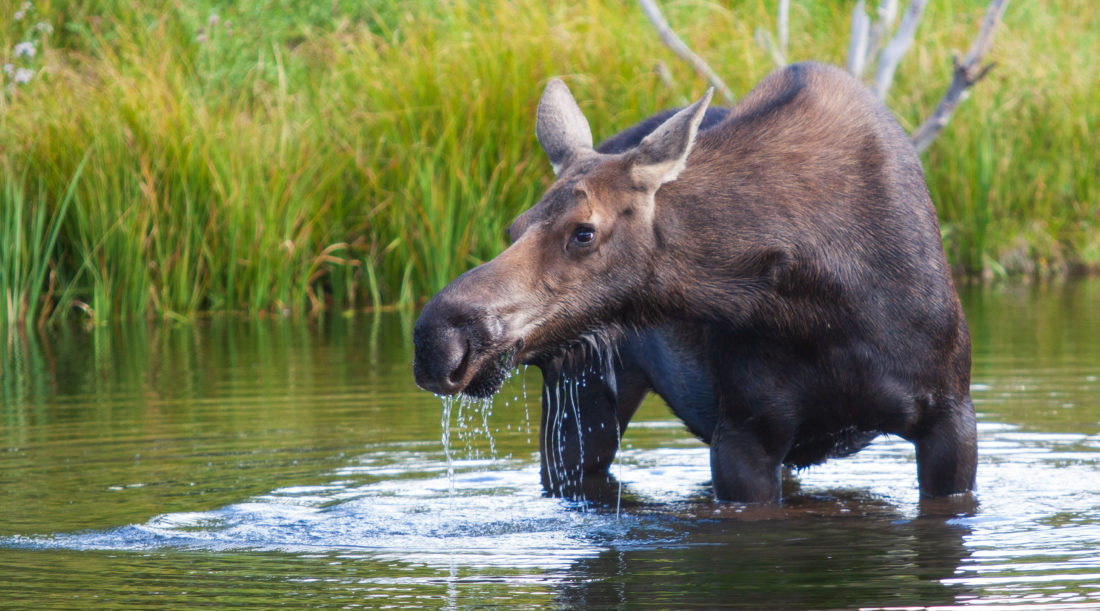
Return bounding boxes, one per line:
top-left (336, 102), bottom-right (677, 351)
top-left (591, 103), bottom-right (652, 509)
top-left (1, 281), bottom-right (1099, 609)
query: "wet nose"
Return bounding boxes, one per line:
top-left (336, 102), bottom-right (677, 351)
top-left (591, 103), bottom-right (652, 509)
top-left (412, 316), bottom-right (469, 395)
top-left (413, 296), bottom-right (504, 396)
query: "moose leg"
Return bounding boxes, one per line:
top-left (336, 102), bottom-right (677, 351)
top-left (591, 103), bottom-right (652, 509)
top-left (914, 396), bottom-right (978, 497)
top-left (538, 349), bottom-right (648, 497)
top-left (709, 416), bottom-right (788, 503)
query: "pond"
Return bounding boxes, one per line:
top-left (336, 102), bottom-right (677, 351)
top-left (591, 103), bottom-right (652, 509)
top-left (2, 281), bottom-right (1099, 609)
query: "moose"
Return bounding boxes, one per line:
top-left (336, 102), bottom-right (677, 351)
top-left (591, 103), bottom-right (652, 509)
top-left (413, 62), bottom-right (977, 503)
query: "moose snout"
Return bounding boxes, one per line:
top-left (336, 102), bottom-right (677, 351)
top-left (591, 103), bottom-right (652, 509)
top-left (412, 321), bottom-right (468, 395)
top-left (413, 297), bottom-right (506, 395)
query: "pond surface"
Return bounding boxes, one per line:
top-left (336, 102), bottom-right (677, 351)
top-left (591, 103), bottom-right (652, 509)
top-left (2, 281), bottom-right (1099, 609)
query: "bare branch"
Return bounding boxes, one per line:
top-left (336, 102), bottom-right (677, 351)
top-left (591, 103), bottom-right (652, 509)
top-left (755, 27), bottom-right (786, 69)
top-left (755, 0), bottom-right (789, 70)
top-left (872, 0), bottom-right (927, 100)
top-left (865, 0), bottom-right (898, 67)
top-left (777, 0), bottom-right (790, 59)
top-left (911, 0), bottom-right (1010, 153)
top-left (847, 0), bottom-right (871, 77)
top-left (654, 60), bottom-right (678, 93)
top-left (638, 0), bottom-right (735, 104)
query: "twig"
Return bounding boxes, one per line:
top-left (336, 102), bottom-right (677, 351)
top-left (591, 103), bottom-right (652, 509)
top-left (847, 0), bottom-right (871, 77)
top-left (777, 0), bottom-right (789, 59)
top-left (654, 60), bottom-right (678, 93)
top-left (910, 0), bottom-right (1010, 153)
top-left (638, 0), bottom-right (735, 104)
top-left (872, 0), bottom-right (927, 100)
top-left (865, 0), bottom-right (898, 67)
top-left (757, 0), bottom-right (790, 69)
top-left (755, 27), bottom-right (786, 69)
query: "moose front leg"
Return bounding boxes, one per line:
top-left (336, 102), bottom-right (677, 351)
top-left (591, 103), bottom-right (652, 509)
top-left (913, 395), bottom-right (978, 498)
top-left (537, 348), bottom-right (648, 498)
top-left (709, 415), bottom-right (790, 504)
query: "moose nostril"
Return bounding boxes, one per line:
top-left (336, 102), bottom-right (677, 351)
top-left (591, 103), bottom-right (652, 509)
top-left (413, 319), bottom-right (472, 395)
top-left (444, 340), bottom-right (473, 386)
top-left (413, 290), bottom-right (508, 395)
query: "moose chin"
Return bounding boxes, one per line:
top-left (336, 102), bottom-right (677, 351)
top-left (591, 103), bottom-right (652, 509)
top-left (414, 62), bottom-right (976, 504)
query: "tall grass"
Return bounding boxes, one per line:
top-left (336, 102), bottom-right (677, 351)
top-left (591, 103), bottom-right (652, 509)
top-left (0, 160), bottom-right (84, 327)
top-left (0, 0), bottom-right (1097, 323)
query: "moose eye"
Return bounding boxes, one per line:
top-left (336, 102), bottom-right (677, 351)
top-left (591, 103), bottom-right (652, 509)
top-left (571, 225), bottom-right (596, 246)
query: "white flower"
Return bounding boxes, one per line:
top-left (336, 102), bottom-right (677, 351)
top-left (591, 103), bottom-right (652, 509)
top-left (36, 21), bottom-right (53, 35)
top-left (13, 67), bottom-right (34, 84)
top-left (22, 1), bottom-right (33, 10)
top-left (15, 10), bottom-right (24, 21)
top-left (208, 13), bottom-right (220, 27)
top-left (13, 42), bottom-right (36, 59)
top-left (2, 63), bottom-right (13, 76)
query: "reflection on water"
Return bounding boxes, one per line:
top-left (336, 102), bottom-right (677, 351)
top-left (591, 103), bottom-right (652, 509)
top-left (1, 281), bottom-right (1099, 609)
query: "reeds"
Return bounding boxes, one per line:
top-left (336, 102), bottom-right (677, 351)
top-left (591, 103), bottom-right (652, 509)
top-left (0, 0), bottom-right (1097, 324)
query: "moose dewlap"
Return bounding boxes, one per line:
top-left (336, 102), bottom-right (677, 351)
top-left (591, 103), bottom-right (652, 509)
top-left (413, 62), bottom-right (976, 504)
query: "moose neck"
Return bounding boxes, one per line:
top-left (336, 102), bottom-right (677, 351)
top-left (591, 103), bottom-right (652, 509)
top-left (647, 167), bottom-right (789, 330)
top-left (644, 114), bottom-right (899, 333)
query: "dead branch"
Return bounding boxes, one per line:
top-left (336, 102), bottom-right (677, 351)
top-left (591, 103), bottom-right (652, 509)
top-left (865, 0), bottom-right (899, 67)
top-left (755, 27), bottom-right (786, 69)
top-left (847, 0), bottom-right (871, 76)
top-left (636, 0), bottom-right (1006, 154)
top-left (910, 0), bottom-right (1010, 153)
top-left (638, 0), bottom-right (735, 104)
top-left (872, 0), bottom-right (927, 100)
top-left (654, 60), bottom-right (678, 93)
top-left (777, 0), bottom-right (790, 60)
top-left (755, 0), bottom-right (789, 69)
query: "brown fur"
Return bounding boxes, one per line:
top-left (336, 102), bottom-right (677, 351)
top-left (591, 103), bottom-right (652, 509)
top-left (414, 63), bottom-right (976, 502)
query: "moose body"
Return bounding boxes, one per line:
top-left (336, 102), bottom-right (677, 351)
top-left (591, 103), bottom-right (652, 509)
top-left (414, 62), bottom-right (976, 503)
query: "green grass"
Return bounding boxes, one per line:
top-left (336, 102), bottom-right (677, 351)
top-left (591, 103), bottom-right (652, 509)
top-left (0, 158), bottom-right (84, 326)
top-left (1, 0), bottom-right (1097, 324)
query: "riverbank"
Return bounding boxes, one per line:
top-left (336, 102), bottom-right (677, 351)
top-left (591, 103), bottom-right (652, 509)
top-left (2, 0), bottom-right (1097, 323)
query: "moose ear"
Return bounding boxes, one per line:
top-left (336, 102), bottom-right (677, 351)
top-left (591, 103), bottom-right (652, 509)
top-left (631, 88), bottom-right (713, 190)
top-left (536, 79), bottom-right (594, 176)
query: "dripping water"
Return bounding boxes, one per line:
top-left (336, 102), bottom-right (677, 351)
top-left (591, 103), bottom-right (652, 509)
top-left (570, 373), bottom-right (585, 483)
top-left (481, 394), bottom-right (496, 457)
top-left (434, 342), bottom-right (620, 515)
top-left (614, 400), bottom-right (623, 519)
top-left (522, 365), bottom-right (532, 445)
top-left (555, 376), bottom-right (569, 496)
top-left (437, 377), bottom-right (512, 500)
top-left (440, 395), bottom-right (456, 498)
top-left (447, 394), bottom-right (499, 462)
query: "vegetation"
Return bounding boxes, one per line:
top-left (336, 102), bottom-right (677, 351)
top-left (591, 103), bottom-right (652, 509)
top-left (1, 0), bottom-right (1097, 325)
